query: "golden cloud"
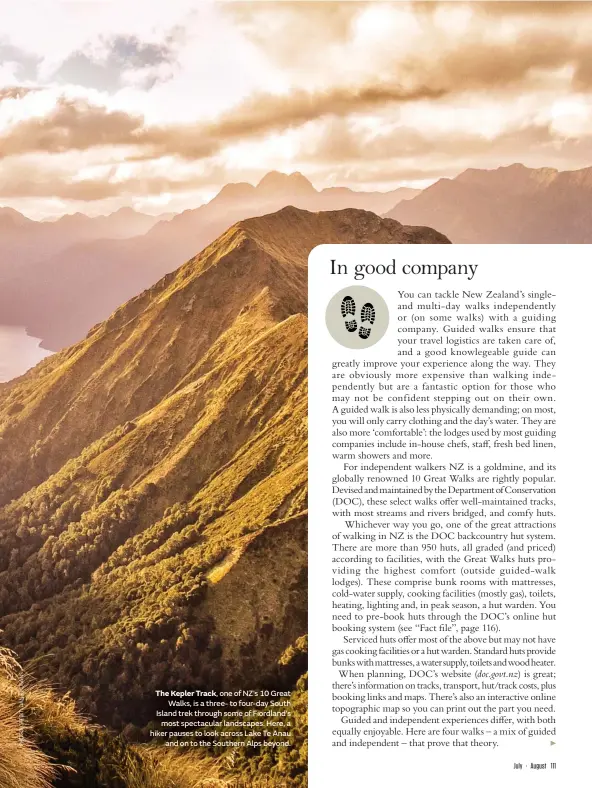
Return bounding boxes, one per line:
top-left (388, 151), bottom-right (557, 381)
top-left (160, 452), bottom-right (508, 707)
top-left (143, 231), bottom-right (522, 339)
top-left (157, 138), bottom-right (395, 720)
top-left (3, 1), bottom-right (592, 210)
top-left (0, 86), bottom-right (38, 101)
top-left (0, 21), bottom-right (590, 166)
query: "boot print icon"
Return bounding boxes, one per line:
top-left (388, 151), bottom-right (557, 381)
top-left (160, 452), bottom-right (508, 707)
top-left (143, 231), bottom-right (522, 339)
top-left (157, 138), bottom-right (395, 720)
top-left (341, 296), bottom-right (376, 340)
top-left (326, 286), bottom-right (388, 349)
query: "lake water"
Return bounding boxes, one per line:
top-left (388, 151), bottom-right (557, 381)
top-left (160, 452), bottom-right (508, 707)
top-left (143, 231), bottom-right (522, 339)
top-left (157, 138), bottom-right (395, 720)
top-left (0, 325), bottom-right (53, 382)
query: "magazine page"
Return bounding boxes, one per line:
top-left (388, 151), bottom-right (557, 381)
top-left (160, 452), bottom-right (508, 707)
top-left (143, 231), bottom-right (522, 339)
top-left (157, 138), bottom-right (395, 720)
top-left (308, 244), bottom-right (590, 786)
top-left (0, 2), bottom-right (590, 787)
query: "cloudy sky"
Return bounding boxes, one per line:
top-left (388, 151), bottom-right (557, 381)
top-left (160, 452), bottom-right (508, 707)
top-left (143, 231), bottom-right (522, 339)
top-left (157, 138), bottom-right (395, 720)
top-left (1, 1), bottom-right (592, 218)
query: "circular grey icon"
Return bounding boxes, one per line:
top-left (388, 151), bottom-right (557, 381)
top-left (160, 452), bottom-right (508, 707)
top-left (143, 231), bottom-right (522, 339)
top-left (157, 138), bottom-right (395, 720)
top-left (325, 286), bottom-right (389, 349)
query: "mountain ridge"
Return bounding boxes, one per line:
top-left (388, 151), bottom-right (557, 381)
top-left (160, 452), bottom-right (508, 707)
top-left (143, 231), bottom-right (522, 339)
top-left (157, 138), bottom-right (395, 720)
top-left (0, 205), bottom-right (447, 505)
top-left (0, 175), bottom-right (419, 352)
top-left (0, 206), bottom-right (448, 738)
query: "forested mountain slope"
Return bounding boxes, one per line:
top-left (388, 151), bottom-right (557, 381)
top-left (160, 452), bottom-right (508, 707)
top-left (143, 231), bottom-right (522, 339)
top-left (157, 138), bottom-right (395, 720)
top-left (0, 206), bottom-right (448, 733)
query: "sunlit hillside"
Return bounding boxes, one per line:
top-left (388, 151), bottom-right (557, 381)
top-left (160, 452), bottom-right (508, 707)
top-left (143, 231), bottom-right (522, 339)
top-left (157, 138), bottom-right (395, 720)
top-left (0, 206), bottom-right (448, 785)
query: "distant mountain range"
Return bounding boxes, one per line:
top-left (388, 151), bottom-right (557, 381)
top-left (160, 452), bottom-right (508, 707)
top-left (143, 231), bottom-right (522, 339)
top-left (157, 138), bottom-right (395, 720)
top-left (0, 173), bottom-right (417, 351)
top-left (0, 205), bottom-right (165, 276)
top-left (3, 161), bottom-right (591, 353)
top-left (386, 163), bottom-right (592, 243)
top-left (0, 206), bottom-right (448, 735)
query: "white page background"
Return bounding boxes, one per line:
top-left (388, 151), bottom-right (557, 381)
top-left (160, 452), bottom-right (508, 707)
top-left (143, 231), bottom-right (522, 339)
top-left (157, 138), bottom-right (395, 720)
top-left (309, 245), bottom-right (591, 788)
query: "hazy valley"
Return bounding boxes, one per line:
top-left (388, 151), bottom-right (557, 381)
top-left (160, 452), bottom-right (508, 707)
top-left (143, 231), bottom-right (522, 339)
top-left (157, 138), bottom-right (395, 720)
top-left (0, 173), bottom-right (417, 352)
